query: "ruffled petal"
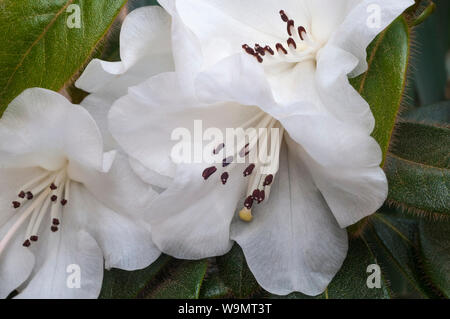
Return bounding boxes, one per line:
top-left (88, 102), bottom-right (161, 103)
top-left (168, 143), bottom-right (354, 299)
top-left (326, 0), bottom-right (414, 77)
top-left (76, 6), bottom-right (173, 95)
top-left (146, 162), bottom-right (248, 259)
top-left (0, 88), bottom-right (103, 171)
top-left (231, 141), bottom-right (347, 296)
top-left (66, 183), bottom-right (160, 271)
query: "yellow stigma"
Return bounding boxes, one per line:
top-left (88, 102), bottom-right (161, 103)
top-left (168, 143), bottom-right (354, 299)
top-left (239, 207), bottom-right (253, 222)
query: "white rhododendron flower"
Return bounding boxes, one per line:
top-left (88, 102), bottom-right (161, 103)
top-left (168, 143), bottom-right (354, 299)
top-left (107, 0), bottom-right (413, 296)
top-left (158, 0), bottom-right (414, 133)
top-left (0, 88), bottom-right (160, 299)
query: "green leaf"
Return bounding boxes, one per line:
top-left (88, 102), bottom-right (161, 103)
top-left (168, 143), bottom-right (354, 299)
top-left (367, 212), bottom-right (431, 298)
top-left (350, 17), bottom-right (410, 163)
top-left (145, 260), bottom-right (209, 299)
top-left (419, 220), bottom-right (450, 298)
top-left (0, 0), bottom-right (128, 114)
top-left (199, 271), bottom-right (231, 299)
top-left (216, 244), bottom-right (260, 298)
top-left (385, 122), bottom-right (450, 217)
top-left (324, 237), bottom-right (391, 299)
top-left (403, 100), bottom-right (450, 125)
top-left (99, 255), bottom-right (171, 299)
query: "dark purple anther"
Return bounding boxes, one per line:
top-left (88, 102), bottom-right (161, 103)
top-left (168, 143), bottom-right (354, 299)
top-left (221, 172), bottom-right (229, 185)
top-left (263, 174), bottom-right (274, 186)
top-left (276, 43), bottom-right (288, 55)
top-left (30, 236), bottom-right (38, 242)
top-left (252, 189), bottom-right (261, 201)
top-left (18, 191), bottom-right (26, 199)
top-left (12, 201), bottom-right (21, 209)
top-left (26, 192), bottom-right (33, 200)
top-left (202, 166), bottom-right (217, 180)
top-left (222, 156), bottom-right (233, 167)
top-left (244, 196), bottom-right (254, 209)
top-left (50, 183), bottom-right (57, 190)
top-left (257, 190), bottom-right (265, 203)
top-left (287, 38), bottom-right (297, 49)
top-left (243, 164), bottom-right (256, 177)
top-left (287, 20), bottom-right (294, 36)
top-left (23, 240), bottom-right (31, 247)
top-left (298, 26), bottom-right (306, 40)
top-left (280, 10), bottom-right (289, 22)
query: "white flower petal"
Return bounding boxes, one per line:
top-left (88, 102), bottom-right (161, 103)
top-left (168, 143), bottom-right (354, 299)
top-left (327, 0), bottom-right (414, 77)
top-left (231, 141), bottom-right (347, 296)
top-left (68, 152), bottom-right (157, 218)
top-left (68, 183), bottom-right (160, 271)
top-left (16, 222), bottom-right (103, 299)
top-left (146, 163), bottom-right (248, 259)
top-left (316, 45), bottom-right (375, 133)
top-left (76, 6), bottom-right (173, 94)
top-left (0, 216), bottom-right (35, 299)
top-left (129, 157), bottom-right (173, 190)
top-left (171, 0), bottom-right (286, 69)
top-left (0, 88), bottom-right (103, 171)
top-left (286, 135), bottom-right (387, 228)
top-left (109, 72), bottom-right (261, 181)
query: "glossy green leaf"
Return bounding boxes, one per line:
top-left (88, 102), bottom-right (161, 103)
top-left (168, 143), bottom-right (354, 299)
top-left (99, 255), bottom-right (171, 299)
top-left (145, 260), bottom-right (209, 299)
top-left (385, 122), bottom-right (450, 217)
top-left (419, 220), bottom-right (450, 298)
top-left (0, 0), bottom-right (128, 114)
top-left (216, 244), bottom-right (260, 298)
top-left (350, 17), bottom-right (410, 163)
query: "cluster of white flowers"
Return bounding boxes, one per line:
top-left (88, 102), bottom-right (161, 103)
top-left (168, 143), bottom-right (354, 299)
top-left (0, 0), bottom-right (413, 298)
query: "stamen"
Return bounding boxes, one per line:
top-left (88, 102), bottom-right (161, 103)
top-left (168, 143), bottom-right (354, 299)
top-left (263, 175), bottom-right (274, 186)
top-left (18, 191), bottom-right (26, 199)
top-left (30, 235), bottom-right (38, 242)
top-left (221, 172), bottom-right (229, 185)
top-left (26, 192), bottom-right (33, 200)
top-left (222, 156), bottom-right (233, 167)
top-left (276, 43), bottom-right (288, 55)
top-left (202, 166), bottom-right (217, 180)
top-left (0, 188), bottom-right (51, 256)
top-left (51, 226), bottom-right (59, 232)
top-left (256, 190), bottom-right (265, 203)
top-left (244, 196), bottom-right (254, 209)
top-left (12, 201), bottom-right (21, 209)
top-left (287, 38), bottom-right (297, 49)
top-left (22, 240), bottom-right (31, 247)
top-left (298, 26), bottom-right (306, 41)
top-left (50, 183), bottom-right (57, 190)
top-left (287, 20), bottom-right (294, 36)
top-left (51, 195), bottom-right (58, 202)
top-left (243, 164), bottom-right (255, 177)
top-left (61, 199), bottom-right (67, 206)
top-left (279, 10), bottom-right (289, 22)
